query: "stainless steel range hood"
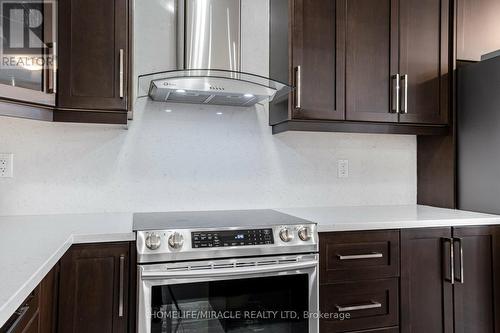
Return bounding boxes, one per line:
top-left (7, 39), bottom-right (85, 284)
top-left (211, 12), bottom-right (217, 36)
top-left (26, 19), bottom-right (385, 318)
top-left (137, 0), bottom-right (292, 107)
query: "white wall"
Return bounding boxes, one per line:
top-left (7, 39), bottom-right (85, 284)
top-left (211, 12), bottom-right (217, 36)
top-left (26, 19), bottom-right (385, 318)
top-left (0, 0), bottom-right (417, 216)
top-left (0, 101), bottom-right (416, 216)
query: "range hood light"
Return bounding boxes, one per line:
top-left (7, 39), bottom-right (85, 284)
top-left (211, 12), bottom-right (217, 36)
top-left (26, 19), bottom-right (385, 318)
top-left (138, 70), bottom-right (293, 107)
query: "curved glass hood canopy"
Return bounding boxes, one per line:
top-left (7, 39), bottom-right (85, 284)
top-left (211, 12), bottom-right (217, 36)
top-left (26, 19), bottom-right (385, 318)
top-left (137, 69), bottom-right (293, 107)
top-left (136, 0), bottom-right (293, 108)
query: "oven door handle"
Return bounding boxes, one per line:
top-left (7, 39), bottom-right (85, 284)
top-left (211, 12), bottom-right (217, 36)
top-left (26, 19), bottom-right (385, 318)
top-left (141, 260), bottom-right (318, 280)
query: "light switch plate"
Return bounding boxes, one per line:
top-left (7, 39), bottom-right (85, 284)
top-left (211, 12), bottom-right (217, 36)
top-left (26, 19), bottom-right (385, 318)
top-left (0, 153), bottom-right (14, 178)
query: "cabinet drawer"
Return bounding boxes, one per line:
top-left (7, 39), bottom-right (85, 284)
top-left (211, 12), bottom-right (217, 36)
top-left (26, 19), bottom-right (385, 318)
top-left (320, 230), bottom-right (399, 283)
top-left (0, 287), bottom-right (40, 333)
top-left (320, 279), bottom-right (399, 333)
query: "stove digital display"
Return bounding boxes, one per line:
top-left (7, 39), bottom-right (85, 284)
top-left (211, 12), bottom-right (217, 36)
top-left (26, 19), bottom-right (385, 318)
top-left (192, 229), bottom-right (274, 248)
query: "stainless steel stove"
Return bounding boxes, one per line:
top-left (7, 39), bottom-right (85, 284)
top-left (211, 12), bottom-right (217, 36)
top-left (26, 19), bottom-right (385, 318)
top-left (133, 209), bottom-right (319, 333)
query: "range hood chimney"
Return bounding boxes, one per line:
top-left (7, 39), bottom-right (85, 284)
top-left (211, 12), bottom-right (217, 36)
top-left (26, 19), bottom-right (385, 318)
top-left (138, 0), bottom-right (292, 107)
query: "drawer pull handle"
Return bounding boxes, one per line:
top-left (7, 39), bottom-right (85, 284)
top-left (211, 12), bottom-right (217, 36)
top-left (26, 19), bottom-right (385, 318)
top-left (336, 301), bottom-right (382, 312)
top-left (337, 253), bottom-right (383, 260)
top-left (5, 305), bottom-right (29, 333)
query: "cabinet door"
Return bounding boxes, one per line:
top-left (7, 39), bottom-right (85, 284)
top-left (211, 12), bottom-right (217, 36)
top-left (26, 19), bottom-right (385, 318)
top-left (399, 0), bottom-right (449, 125)
top-left (457, 0), bottom-right (500, 61)
top-left (345, 0), bottom-right (398, 122)
top-left (452, 226), bottom-right (500, 333)
top-left (58, 243), bottom-right (129, 333)
top-left (291, 0), bottom-right (345, 120)
top-left (57, 0), bottom-right (128, 110)
top-left (400, 228), bottom-right (453, 333)
top-left (39, 265), bottom-right (59, 333)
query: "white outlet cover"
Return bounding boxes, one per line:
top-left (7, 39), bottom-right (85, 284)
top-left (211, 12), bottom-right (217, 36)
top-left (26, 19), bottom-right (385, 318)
top-left (0, 153), bottom-right (14, 178)
top-left (337, 160), bottom-right (349, 178)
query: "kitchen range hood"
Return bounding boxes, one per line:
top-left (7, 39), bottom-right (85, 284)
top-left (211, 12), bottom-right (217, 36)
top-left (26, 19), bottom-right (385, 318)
top-left (137, 0), bottom-right (292, 107)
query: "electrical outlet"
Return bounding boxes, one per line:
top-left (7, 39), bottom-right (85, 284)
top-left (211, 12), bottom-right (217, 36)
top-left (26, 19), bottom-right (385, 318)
top-left (0, 153), bottom-right (13, 178)
top-left (337, 160), bottom-right (349, 178)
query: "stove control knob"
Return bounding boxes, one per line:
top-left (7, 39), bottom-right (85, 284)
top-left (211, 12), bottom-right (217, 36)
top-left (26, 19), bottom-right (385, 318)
top-left (279, 228), bottom-right (294, 242)
top-left (168, 232), bottom-right (184, 250)
top-left (298, 227), bottom-right (312, 241)
top-left (145, 232), bottom-right (162, 250)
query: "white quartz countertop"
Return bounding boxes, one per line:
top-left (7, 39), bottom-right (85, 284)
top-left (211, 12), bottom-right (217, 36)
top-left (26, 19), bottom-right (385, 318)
top-left (277, 205), bottom-right (500, 232)
top-left (0, 213), bottom-right (135, 328)
top-left (1, 205), bottom-right (500, 327)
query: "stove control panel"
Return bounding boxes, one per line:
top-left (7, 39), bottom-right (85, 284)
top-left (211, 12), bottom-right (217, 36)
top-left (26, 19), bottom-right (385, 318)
top-left (192, 229), bottom-right (274, 248)
top-left (136, 223), bottom-right (318, 263)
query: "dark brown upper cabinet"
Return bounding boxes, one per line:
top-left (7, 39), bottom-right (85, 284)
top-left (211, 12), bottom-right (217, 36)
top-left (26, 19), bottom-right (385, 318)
top-left (399, 0), bottom-right (449, 125)
top-left (57, 0), bottom-right (129, 113)
top-left (0, 0), bottom-right (130, 124)
top-left (345, 0), bottom-right (399, 123)
top-left (290, 0), bottom-right (344, 121)
top-left (58, 243), bottom-right (130, 333)
top-left (401, 226), bottom-right (500, 333)
top-left (457, 0), bottom-right (500, 61)
top-left (270, 0), bottom-right (450, 134)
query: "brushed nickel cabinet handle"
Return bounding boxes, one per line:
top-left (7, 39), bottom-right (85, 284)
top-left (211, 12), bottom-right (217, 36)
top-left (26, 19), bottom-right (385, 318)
top-left (391, 74), bottom-right (400, 113)
top-left (401, 74), bottom-right (408, 114)
top-left (6, 305), bottom-right (29, 333)
top-left (337, 253), bottom-right (383, 260)
top-left (52, 42), bottom-right (57, 94)
top-left (444, 238), bottom-right (455, 284)
top-left (119, 49), bottom-right (124, 98)
top-left (42, 45), bottom-right (49, 94)
top-left (43, 42), bottom-right (56, 94)
top-left (336, 301), bottom-right (382, 312)
top-left (295, 65), bottom-right (302, 109)
top-left (454, 238), bottom-right (464, 284)
top-left (118, 255), bottom-right (125, 317)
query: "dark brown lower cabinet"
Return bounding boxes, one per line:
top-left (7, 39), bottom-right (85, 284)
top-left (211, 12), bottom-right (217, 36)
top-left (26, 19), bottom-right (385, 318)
top-left (401, 227), bottom-right (454, 333)
top-left (452, 226), bottom-right (500, 333)
top-left (319, 231), bottom-right (400, 333)
top-left (0, 265), bottom-right (58, 333)
top-left (319, 230), bottom-right (400, 283)
top-left (58, 242), bottom-right (130, 333)
top-left (39, 266), bottom-right (59, 333)
top-left (320, 279), bottom-right (399, 332)
top-left (0, 289), bottom-right (41, 333)
top-left (401, 226), bottom-right (500, 333)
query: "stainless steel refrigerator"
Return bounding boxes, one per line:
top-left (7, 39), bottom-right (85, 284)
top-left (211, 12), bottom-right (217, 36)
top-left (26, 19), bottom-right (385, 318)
top-left (458, 53), bottom-right (500, 214)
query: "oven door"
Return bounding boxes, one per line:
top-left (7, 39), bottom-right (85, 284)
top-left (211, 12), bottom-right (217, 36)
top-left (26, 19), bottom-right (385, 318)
top-left (138, 254), bottom-right (318, 333)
